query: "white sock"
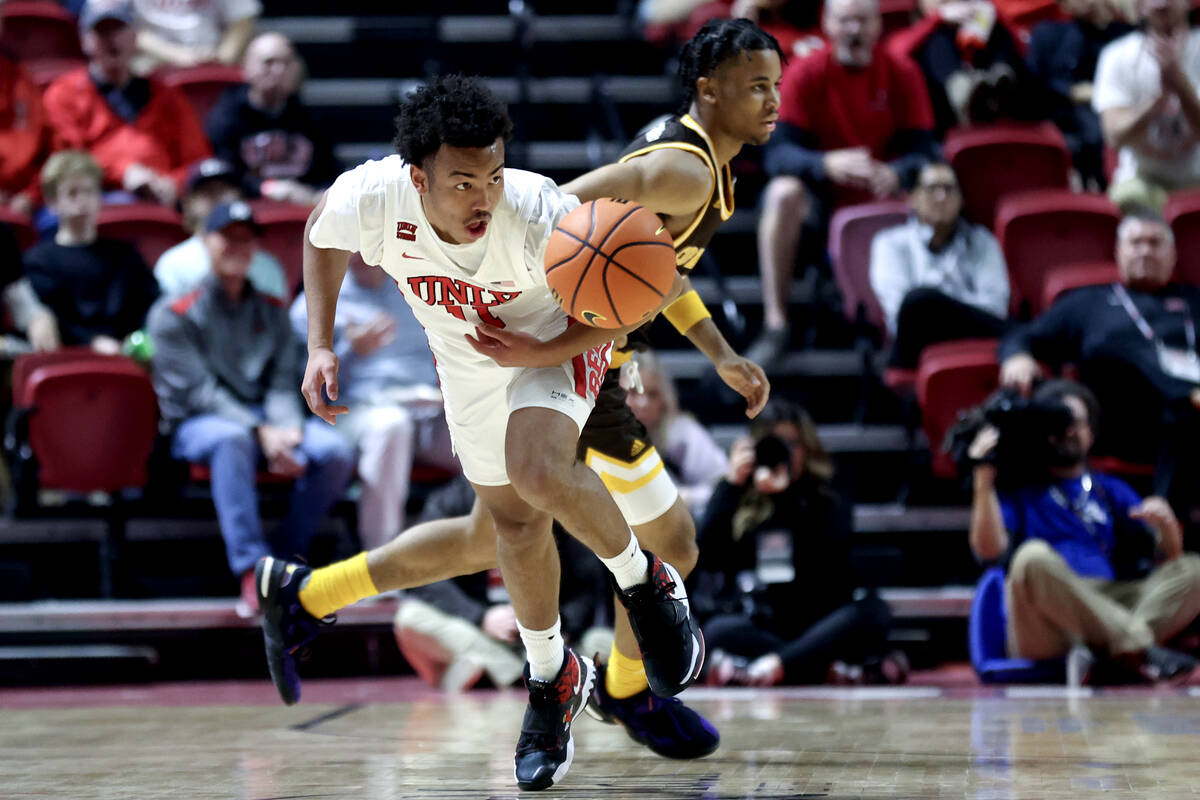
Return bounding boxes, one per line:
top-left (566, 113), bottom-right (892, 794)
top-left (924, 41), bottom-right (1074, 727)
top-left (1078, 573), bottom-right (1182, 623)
top-left (518, 616), bottom-right (565, 682)
top-left (599, 531), bottom-right (650, 591)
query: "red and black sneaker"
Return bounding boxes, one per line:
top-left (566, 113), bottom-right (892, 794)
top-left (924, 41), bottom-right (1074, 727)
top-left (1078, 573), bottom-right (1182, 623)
top-left (614, 551), bottom-right (705, 697)
top-left (514, 648), bottom-right (596, 791)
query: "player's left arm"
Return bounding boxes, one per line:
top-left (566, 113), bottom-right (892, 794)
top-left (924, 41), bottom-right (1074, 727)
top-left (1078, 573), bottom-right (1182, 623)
top-left (669, 275), bottom-right (769, 418)
top-left (560, 149), bottom-right (713, 218)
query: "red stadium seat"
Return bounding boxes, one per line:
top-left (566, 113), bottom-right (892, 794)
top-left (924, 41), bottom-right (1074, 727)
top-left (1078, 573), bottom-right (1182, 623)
top-left (828, 199), bottom-right (909, 338)
top-left (943, 122), bottom-right (1071, 229)
top-left (12, 347), bottom-right (119, 407)
top-left (250, 200), bottom-right (315, 296)
top-left (994, 190), bottom-right (1120, 316)
top-left (1164, 190), bottom-right (1200, 285)
top-left (96, 203), bottom-right (188, 269)
top-left (0, 207), bottom-right (36, 251)
top-left (1040, 261), bottom-right (1120, 313)
top-left (915, 339), bottom-right (1001, 479)
top-left (159, 63), bottom-right (244, 123)
top-left (23, 357), bottom-right (157, 492)
top-left (0, 2), bottom-right (83, 64)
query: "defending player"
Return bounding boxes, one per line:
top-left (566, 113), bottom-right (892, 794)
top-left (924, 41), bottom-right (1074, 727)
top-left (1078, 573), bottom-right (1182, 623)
top-left (259, 75), bottom-right (702, 792)
top-left (259, 18), bottom-right (782, 765)
top-left (462, 15), bottom-right (783, 753)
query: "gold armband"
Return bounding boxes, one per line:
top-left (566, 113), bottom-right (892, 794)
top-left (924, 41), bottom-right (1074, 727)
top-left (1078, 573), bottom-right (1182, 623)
top-left (663, 290), bottom-right (711, 334)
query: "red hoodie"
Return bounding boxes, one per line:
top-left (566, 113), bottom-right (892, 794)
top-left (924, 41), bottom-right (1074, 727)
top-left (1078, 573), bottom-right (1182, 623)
top-left (42, 67), bottom-right (211, 192)
top-left (0, 54), bottom-right (50, 203)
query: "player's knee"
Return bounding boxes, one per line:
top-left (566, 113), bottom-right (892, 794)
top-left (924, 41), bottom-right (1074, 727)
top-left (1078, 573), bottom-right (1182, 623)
top-left (658, 515), bottom-right (699, 577)
top-left (506, 457), bottom-right (570, 512)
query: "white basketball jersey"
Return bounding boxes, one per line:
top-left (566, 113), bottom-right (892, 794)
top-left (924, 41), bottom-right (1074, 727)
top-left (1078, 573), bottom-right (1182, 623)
top-left (309, 155), bottom-right (580, 369)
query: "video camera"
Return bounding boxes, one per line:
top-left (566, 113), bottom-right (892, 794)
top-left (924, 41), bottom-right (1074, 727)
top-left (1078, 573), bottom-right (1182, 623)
top-left (944, 388), bottom-right (1076, 486)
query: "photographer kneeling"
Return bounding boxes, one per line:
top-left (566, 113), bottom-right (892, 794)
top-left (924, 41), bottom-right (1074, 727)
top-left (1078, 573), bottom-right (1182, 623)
top-left (965, 379), bottom-right (1200, 683)
top-left (693, 399), bottom-right (904, 686)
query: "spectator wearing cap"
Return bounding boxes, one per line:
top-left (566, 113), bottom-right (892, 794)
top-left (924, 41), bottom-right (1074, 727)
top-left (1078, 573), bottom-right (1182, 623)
top-left (154, 157), bottom-right (287, 300)
top-left (131, 0), bottom-right (260, 73)
top-left (42, 0), bottom-right (212, 208)
top-left (206, 32), bottom-right (339, 205)
top-left (23, 151), bottom-right (158, 353)
top-left (147, 200), bottom-right (355, 616)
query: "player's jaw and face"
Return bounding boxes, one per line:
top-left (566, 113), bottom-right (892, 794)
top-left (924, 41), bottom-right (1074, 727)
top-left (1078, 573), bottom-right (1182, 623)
top-left (410, 138), bottom-right (505, 245)
top-left (704, 49), bottom-right (783, 148)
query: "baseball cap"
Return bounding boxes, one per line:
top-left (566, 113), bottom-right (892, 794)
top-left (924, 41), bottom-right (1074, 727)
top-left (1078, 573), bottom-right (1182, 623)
top-left (78, 0), bottom-right (135, 33)
top-left (184, 158), bottom-right (239, 195)
top-left (205, 201), bottom-right (261, 235)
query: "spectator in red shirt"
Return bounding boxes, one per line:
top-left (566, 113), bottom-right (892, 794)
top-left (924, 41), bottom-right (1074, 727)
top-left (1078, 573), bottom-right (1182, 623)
top-left (748, 0), bottom-right (938, 368)
top-left (0, 43), bottom-right (51, 216)
top-left (41, 1), bottom-right (212, 208)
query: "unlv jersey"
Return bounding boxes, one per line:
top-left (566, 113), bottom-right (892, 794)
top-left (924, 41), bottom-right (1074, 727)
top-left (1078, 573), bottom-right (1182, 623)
top-left (309, 155), bottom-right (580, 370)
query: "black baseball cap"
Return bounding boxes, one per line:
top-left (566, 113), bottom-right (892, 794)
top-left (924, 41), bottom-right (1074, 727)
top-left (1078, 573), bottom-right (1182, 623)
top-left (204, 201), bottom-right (261, 235)
top-left (184, 158), bottom-right (239, 195)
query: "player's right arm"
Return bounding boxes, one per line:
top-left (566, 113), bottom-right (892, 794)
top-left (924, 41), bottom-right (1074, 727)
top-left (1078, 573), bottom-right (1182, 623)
top-left (559, 148), bottom-right (712, 219)
top-left (301, 192), bottom-right (351, 425)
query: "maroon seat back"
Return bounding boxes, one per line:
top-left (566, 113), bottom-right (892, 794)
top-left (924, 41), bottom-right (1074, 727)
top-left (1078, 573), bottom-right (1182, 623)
top-left (97, 203), bottom-right (188, 269)
top-left (943, 123), bottom-right (1071, 230)
top-left (995, 190), bottom-right (1121, 316)
top-left (25, 358), bottom-right (157, 491)
top-left (915, 339), bottom-right (1001, 479)
top-left (828, 199), bottom-right (909, 338)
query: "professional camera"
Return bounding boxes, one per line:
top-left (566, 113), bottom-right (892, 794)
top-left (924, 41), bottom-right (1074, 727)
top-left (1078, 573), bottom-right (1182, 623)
top-left (944, 388), bottom-right (1076, 486)
top-left (754, 434), bottom-right (793, 470)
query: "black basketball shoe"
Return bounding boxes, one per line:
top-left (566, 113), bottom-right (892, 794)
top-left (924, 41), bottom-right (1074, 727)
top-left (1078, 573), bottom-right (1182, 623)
top-left (256, 556), bottom-right (333, 705)
top-left (514, 648), bottom-right (596, 791)
top-left (614, 551), bottom-right (704, 696)
top-left (585, 661), bottom-right (719, 759)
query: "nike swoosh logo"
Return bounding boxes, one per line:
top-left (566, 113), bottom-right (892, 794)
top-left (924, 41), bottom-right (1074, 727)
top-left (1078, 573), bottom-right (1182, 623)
top-left (572, 663), bottom-right (582, 696)
top-left (655, 224), bottom-right (667, 235)
top-left (402, 252), bottom-right (425, 260)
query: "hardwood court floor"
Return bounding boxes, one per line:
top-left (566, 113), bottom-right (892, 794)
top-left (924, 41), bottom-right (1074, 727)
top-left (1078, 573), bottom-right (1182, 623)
top-left (4, 678), bottom-right (1200, 799)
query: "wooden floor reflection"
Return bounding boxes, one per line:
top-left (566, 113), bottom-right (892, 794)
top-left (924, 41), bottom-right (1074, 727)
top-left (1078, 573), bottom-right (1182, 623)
top-left (6, 681), bottom-right (1200, 798)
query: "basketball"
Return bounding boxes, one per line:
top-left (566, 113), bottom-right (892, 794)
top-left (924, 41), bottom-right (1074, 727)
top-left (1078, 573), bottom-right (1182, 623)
top-left (544, 198), bottom-right (676, 328)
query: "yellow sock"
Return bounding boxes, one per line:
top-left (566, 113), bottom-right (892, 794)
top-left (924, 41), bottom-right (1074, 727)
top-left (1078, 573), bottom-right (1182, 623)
top-left (605, 642), bottom-right (648, 699)
top-left (297, 552), bottom-right (378, 619)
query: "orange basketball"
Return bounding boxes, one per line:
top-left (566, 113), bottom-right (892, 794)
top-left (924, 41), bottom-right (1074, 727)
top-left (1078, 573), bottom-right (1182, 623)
top-left (544, 198), bottom-right (676, 329)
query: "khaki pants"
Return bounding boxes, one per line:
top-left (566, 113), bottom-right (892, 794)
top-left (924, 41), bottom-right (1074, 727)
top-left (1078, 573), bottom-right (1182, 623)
top-left (393, 597), bottom-right (524, 691)
top-left (1005, 539), bottom-right (1200, 659)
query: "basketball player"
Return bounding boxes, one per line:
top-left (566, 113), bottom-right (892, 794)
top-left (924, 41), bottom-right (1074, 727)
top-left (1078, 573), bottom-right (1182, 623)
top-left (260, 18), bottom-right (782, 765)
top-left (469, 16), bottom-right (782, 756)
top-left (257, 75), bottom-right (703, 792)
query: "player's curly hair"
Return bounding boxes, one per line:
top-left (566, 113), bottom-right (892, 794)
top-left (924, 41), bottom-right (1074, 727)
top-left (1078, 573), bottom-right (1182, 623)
top-left (392, 75), bottom-right (513, 168)
top-left (677, 18), bottom-right (784, 113)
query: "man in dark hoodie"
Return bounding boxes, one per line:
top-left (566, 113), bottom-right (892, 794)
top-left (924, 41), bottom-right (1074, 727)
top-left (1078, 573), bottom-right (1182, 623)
top-left (205, 32), bottom-right (340, 206)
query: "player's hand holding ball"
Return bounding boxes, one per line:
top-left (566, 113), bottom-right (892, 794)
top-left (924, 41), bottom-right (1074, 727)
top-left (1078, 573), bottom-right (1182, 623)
top-left (544, 198), bottom-right (676, 328)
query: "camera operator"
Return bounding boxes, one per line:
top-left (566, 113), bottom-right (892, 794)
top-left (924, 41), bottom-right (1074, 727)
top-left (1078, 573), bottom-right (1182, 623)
top-left (967, 378), bottom-right (1200, 682)
top-left (693, 399), bottom-right (904, 686)
top-left (998, 212), bottom-right (1200, 539)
